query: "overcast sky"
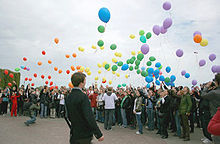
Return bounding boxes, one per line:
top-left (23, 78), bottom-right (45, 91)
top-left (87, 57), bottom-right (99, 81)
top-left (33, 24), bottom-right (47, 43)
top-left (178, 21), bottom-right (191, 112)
top-left (0, 0), bottom-right (219, 88)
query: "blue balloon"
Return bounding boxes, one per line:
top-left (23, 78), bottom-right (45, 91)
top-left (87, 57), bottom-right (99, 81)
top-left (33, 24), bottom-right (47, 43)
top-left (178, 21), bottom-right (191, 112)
top-left (170, 75), bottom-right (176, 82)
top-left (98, 7), bottom-right (111, 23)
top-left (159, 75), bottom-right (165, 81)
top-left (140, 35), bottom-right (146, 43)
top-left (20, 65), bottom-right (25, 69)
top-left (155, 74), bottom-right (159, 79)
top-left (149, 74), bottom-right (153, 77)
top-left (145, 76), bottom-right (153, 83)
top-left (154, 69), bottom-right (160, 75)
top-left (185, 73), bottom-right (190, 78)
top-left (155, 62), bottom-right (161, 68)
top-left (148, 68), bottom-right (154, 74)
top-left (146, 83), bottom-right (151, 88)
top-left (121, 64), bottom-right (129, 71)
top-left (155, 80), bottom-right (160, 86)
top-left (171, 83), bottom-right (175, 87)
top-left (141, 67), bottom-right (146, 71)
top-left (165, 66), bottom-right (171, 73)
top-left (165, 82), bottom-right (171, 86)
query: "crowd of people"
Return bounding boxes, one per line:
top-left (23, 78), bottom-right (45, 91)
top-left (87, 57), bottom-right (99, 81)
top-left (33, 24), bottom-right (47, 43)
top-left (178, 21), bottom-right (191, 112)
top-left (0, 73), bottom-right (220, 144)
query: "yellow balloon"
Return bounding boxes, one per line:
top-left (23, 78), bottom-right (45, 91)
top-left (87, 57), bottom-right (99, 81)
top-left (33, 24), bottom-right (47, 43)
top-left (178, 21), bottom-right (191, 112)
top-left (125, 74), bottom-right (129, 78)
top-left (112, 58), bottom-right (117, 63)
top-left (112, 71), bottom-right (116, 74)
top-left (97, 63), bottom-right (102, 68)
top-left (95, 76), bottom-right (99, 81)
top-left (102, 77), bottom-right (106, 81)
top-left (114, 52), bottom-right (119, 57)
top-left (109, 80), bottom-right (112, 85)
top-left (92, 45), bottom-right (97, 49)
top-left (85, 67), bottom-right (90, 73)
top-left (131, 51), bottom-right (136, 56)
top-left (98, 70), bottom-right (102, 74)
top-left (100, 46), bottom-right (104, 50)
top-left (129, 34), bottom-right (135, 39)
top-left (200, 39), bottom-right (208, 47)
top-left (107, 68), bottom-right (111, 71)
top-left (116, 73), bottom-right (120, 77)
top-left (80, 66), bottom-right (85, 71)
top-left (118, 53), bottom-right (122, 57)
top-left (102, 61), bottom-right (107, 67)
top-left (87, 71), bottom-right (91, 76)
top-left (138, 51), bottom-right (142, 54)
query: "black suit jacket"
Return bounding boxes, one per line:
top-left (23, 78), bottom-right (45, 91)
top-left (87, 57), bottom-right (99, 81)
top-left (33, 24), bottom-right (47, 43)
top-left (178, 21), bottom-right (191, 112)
top-left (65, 88), bottom-right (102, 141)
top-left (160, 95), bottom-right (171, 113)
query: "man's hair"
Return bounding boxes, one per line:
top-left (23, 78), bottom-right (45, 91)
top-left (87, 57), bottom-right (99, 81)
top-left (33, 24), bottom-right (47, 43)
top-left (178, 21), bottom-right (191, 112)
top-left (108, 87), bottom-right (113, 92)
top-left (71, 72), bottom-right (86, 87)
top-left (215, 73), bottom-right (220, 85)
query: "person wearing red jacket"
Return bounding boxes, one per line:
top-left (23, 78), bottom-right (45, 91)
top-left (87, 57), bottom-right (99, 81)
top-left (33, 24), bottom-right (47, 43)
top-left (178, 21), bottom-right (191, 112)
top-left (208, 107), bottom-right (220, 144)
top-left (89, 88), bottom-right (99, 120)
top-left (11, 92), bottom-right (20, 117)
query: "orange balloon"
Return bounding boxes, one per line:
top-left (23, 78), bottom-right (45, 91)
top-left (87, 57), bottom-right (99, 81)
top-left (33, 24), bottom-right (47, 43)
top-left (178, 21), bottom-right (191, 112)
top-left (194, 34), bottom-right (202, 43)
top-left (68, 82), bottom-right (74, 88)
top-left (38, 61), bottom-right (42, 66)
top-left (71, 65), bottom-right (75, 71)
top-left (72, 53), bottom-right (77, 58)
top-left (76, 66), bottom-right (81, 70)
top-left (58, 69), bottom-right (62, 74)
top-left (54, 67), bottom-right (58, 71)
top-left (54, 38), bottom-right (59, 44)
top-left (78, 70), bottom-right (83, 73)
top-left (48, 60), bottom-right (52, 64)
top-left (65, 54), bottom-right (70, 58)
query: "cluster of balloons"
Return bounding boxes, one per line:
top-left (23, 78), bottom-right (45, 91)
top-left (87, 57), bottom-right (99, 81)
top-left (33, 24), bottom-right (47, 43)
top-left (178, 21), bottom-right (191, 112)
top-left (193, 31), bottom-right (208, 47)
top-left (139, 30), bottom-right (152, 43)
top-left (117, 83), bottom-right (126, 88)
top-left (20, 65), bottom-right (30, 71)
top-left (78, 46), bottom-right (85, 52)
top-left (181, 70), bottom-right (190, 78)
top-left (114, 52), bottom-right (122, 57)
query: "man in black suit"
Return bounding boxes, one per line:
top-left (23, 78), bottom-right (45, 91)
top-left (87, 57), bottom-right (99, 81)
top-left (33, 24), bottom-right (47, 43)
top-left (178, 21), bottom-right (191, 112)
top-left (65, 72), bottom-right (104, 144)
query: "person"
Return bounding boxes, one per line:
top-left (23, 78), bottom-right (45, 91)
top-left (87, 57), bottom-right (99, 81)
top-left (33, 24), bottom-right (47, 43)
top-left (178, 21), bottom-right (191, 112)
top-left (208, 107), bottom-right (220, 144)
top-left (102, 87), bottom-right (118, 130)
top-left (120, 91), bottom-right (130, 128)
top-left (58, 91), bottom-right (65, 118)
top-left (89, 88), bottom-right (99, 120)
top-left (65, 72), bottom-right (104, 144)
top-left (49, 90), bottom-right (57, 118)
top-left (40, 86), bottom-right (49, 118)
top-left (97, 89), bottom-right (104, 123)
top-left (10, 91), bottom-right (20, 117)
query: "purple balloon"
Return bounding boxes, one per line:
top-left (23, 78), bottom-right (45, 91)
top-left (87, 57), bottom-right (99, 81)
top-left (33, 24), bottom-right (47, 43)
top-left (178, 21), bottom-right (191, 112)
top-left (160, 26), bottom-right (167, 34)
top-left (176, 49), bottom-right (183, 57)
top-left (163, 18), bottom-right (172, 29)
top-left (199, 59), bottom-right (206, 67)
top-left (192, 80), bottom-right (197, 86)
top-left (163, 1), bottom-right (171, 10)
top-left (141, 44), bottom-right (150, 55)
top-left (181, 70), bottom-right (186, 76)
top-left (153, 25), bottom-right (161, 36)
top-left (209, 54), bottom-right (216, 62)
top-left (211, 65), bottom-right (217, 73)
top-left (193, 31), bottom-right (202, 37)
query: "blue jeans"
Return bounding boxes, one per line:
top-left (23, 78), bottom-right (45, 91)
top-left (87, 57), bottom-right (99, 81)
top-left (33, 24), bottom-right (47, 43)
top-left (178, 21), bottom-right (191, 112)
top-left (175, 110), bottom-right (181, 136)
top-left (97, 110), bottom-right (104, 123)
top-left (121, 109), bottom-right (127, 127)
top-left (104, 109), bottom-right (114, 130)
top-left (40, 103), bottom-right (47, 118)
top-left (95, 109), bottom-right (99, 121)
top-left (147, 108), bottom-right (155, 130)
top-left (136, 114), bottom-right (143, 133)
top-left (26, 115), bottom-right (36, 124)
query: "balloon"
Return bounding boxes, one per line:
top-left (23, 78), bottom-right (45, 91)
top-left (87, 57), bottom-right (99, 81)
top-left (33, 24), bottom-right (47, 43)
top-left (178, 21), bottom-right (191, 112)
top-left (23, 57), bottom-right (27, 61)
top-left (192, 80), bottom-right (197, 86)
top-left (54, 38), bottom-right (59, 44)
top-left (137, 69), bottom-right (141, 74)
top-left (163, 18), bottom-right (172, 29)
top-left (181, 70), bottom-right (186, 76)
top-left (194, 34), bottom-right (202, 43)
top-left (41, 75), bottom-right (45, 79)
top-left (154, 69), bottom-right (160, 75)
top-left (50, 86), bottom-right (54, 90)
top-left (97, 40), bottom-right (104, 47)
top-left (126, 59), bottom-right (130, 64)
top-left (200, 39), bottom-right (208, 47)
top-left (129, 34), bottom-right (135, 39)
top-left (66, 70), bottom-right (70, 74)
top-left (80, 66), bottom-right (85, 72)
top-left (199, 59), bottom-right (206, 67)
top-left (25, 77), bottom-right (28, 81)
top-left (148, 68), bottom-right (154, 74)
top-left (42, 51), bottom-right (46, 55)
top-left (109, 80), bottom-right (112, 85)
top-left (146, 83), bottom-right (151, 88)
top-left (71, 66), bottom-right (75, 71)
top-left (98, 70), bottom-right (102, 74)
top-left (76, 66), bottom-right (81, 70)
top-left (50, 81), bottom-right (53, 86)
top-left (153, 25), bottom-right (160, 36)
top-left (69, 82), bottom-right (74, 88)
top-left (170, 75), bottom-right (176, 82)
top-left (97, 63), bottom-right (102, 68)
top-left (29, 78), bottom-right (32, 81)
top-left (100, 46), bottom-right (104, 50)
top-left (140, 36), bottom-right (146, 43)
top-left (163, 1), bottom-right (171, 10)
top-left (122, 83), bottom-right (126, 87)
top-left (137, 53), bottom-right (144, 61)
top-left (95, 76), bottom-right (99, 81)
top-left (135, 66), bottom-right (139, 70)
top-left (159, 75), bottom-right (165, 81)
top-left (15, 68), bottom-right (20, 72)
top-left (34, 73), bottom-right (37, 78)
top-left (118, 53), bottom-right (122, 57)
top-left (193, 31), bottom-right (202, 37)
top-left (38, 61), bottom-right (42, 66)
top-left (158, 65), bottom-right (163, 70)
top-left (98, 25), bottom-right (105, 33)
top-left (146, 61), bottom-right (152, 66)
top-left (131, 51), bottom-right (136, 56)
top-left (141, 71), bottom-right (148, 77)
top-left (159, 71), bottom-right (162, 75)
top-left (78, 46), bottom-right (84, 52)
top-left (105, 64), bottom-right (110, 70)
top-left (118, 84), bottom-right (122, 88)
top-left (85, 67), bottom-right (90, 73)
top-left (8, 83), bottom-right (12, 87)
top-left (165, 77), bottom-right (170, 83)
top-left (45, 81), bottom-right (49, 85)
top-left (111, 65), bottom-right (118, 71)
top-left (139, 30), bottom-right (145, 36)
top-left (209, 54), bottom-right (216, 62)
top-left (129, 66), bottom-right (134, 71)
top-left (211, 65), bottom-right (220, 73)
top-left (65, 54), bottom-right (70, 58)
top-left (24, 67), bottom-right (27, 70)
top-left (116, 73), bottom-right (120, 77)
top-left (155, 74), bottom-right (159, 79)
top-left (9, 73), bottom-right (14, 78)
top-left (55, 86), bottom-right (58, 89)
top-left (149, 56), bottom-right (156, 61)
top-left (176, 49), bottom-right (183, 57)
top-left (145, 76), bottom-right (153, 83)
top-left (48, 60), bottom-right (52, 64)
top-left (112, 71), bottom-right (116, 74)
top-left (141, 44), bottom-right (149, 55)
top-left (138, 51), bottom-right (142, 54)
top-left (48, 75), bottom-right (51, 79)
top-left (165, 66), bottom-right (171, 73)
top-left (141, 67), bottom-right (146, 71)
top-left (155, 62), bottom-right (161, 68)
top-left (54, 67), bottom-right (58, 71)
top-left (135, 60), bottom-right (140, 66)
top-left (146, 32), bottom-right (152, 39)
top-left (117, 61), bottom-right (123, 66)
top-left (125, 74), bottom-right (129, 79)
top-left (185, 73), bottom-right (190, 78)
top-left (26, 67), bottom-right (30, 71)
top-left (4, 70), bottom-right (8, 75)
top-left (112, 58), bottom-right (117, 63)
top-left (110, 44), bottom-right (117, 50)
top-left (58, 70), bottom-right (62, 74)
top-left (155, 80), bottom-right (160, 86)
top-left (87, 71), bottom-right (92, 76)
top-left (160, 26), bottom-right (167, 34)
top-left (98, 7), bottom-right (111, 23)
top-left (72, 53), bottom-right (77, 58)
top-left (121, 64), bottom-right (129, 71)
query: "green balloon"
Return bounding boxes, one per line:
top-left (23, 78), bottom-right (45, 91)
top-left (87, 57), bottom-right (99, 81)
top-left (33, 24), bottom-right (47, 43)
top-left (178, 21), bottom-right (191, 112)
top-left (98, 25), bottom-right (105, 33)
top-left (126, 59), bottom-right (130, 64)
top-left (149, 56), bottom-right (156, 61)
top-left (137, 69), bottom-right (141, 74)
top-left (165, 77), bottom-right (170, 83)
top-left (146, 68), bottom-right (149, 72)
top-left (112, 65), bottom-right (118, 71)
top-left (130, 59), bottom-right (134, 64)
top-left (146, 61), bottom-right (152, 66)
top-left (146, 32), bottom-right (152, 39)
top-left (117, 61), bottom-right (123, 66)
top-left (132, 56), bottom-right (136, 60)
top-left (129, 66), bottom-right (134, 71)
top-left (118, 84), bottom-right (122, 88)
top-left (105, 64), bottom-right (110, 70)
top-left (97, 40), bottom-right (104, 47)
top-left (135, 65), bottom-right (139, 70)
top-left (141, 71), bottom-right (147, 77)
top-left (110, 44), bottom-right (117, 50)
top-left (137, 53), bottom-right (144, 61)
top-left (135, 60), bottom-right (141, 66)
top-left (15, 68), bottom-right (20, 72)
top-left (158, 65), bottom-right (163, 70)
top-left (139, 30), bottom-right (145, 36)
top-left (122, 83), bottom-right (126, 87)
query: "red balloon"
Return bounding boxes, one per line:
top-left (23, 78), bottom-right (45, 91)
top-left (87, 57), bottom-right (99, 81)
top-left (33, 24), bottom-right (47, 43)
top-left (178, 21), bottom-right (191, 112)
top-left (23, 57), bottom-right (27, 61)
top-left (41, 75), bottom-right (45, 79)
top-left (50, 86), bottom-right (54, 90)
top-left (45, 81), bottom-right (49, 85)
top-left (25, 77), bottom-right (28, 81)
top-left (48, 75), bottom-right (51, 80)
top-left (42, 51), bottom-right (46, 55)
top-left (66, 70), bottom-right (70, 74)
top-left (4, 70), bottom-right (8, 75)
top-left (29, 78), bottom-right (32, 81)
top-left (24, 67), bottom-right (27, 70)
top-left (34, 73), bottom-right (37, 78)
top-left (8, 83), bottom-right (12, 87)
top-left (50, 81), bottom-right (53, 86)
top-left (31, 83), bottom-right (34, 86)
top-left (55, 86), bottom-right (58, 89)
top-left (9, 73), bottom-right (14, 78)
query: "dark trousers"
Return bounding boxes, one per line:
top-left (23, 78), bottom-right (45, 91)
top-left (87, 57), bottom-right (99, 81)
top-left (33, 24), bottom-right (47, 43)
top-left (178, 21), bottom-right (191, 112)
top-left (59, 104), bottom-right (65, 118)
top-left (200, 112), bottom-right (212, 141)
top-left (161, 113), bottom-right (169, 137)
top-left (70, 137), bottom-right (93, 144)
top-left (104, 109), bottom-right (114, 130)
top-left (180, 114), bottom-right (190, 138)
top-left (115, 107), bottom-right (122, 125)
top-left (189, 112), bottom-right (194, 132)
top-left (170, 109), bottom-right (176, 131)
top-left (17, 103), bottom-right (24, 116)
top-left (2, 101), bottom-right (8, 114)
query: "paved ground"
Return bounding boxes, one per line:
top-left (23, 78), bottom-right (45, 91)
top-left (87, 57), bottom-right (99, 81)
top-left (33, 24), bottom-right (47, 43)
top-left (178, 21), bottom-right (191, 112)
top-left (0, 115), bottom-right (204, 144)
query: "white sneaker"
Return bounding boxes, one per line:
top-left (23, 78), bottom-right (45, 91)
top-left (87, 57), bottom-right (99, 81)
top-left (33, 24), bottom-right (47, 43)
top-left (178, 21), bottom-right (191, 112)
top-left (136, 131), bottom-right (141, 135)
top-left (203, 139), bottom-right (212, 144)
top-left (201, 138), bottom-right (206, 141)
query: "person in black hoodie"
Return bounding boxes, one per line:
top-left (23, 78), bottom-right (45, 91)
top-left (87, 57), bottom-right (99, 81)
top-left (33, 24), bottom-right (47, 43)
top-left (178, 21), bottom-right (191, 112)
top-left (189, 90), bottom-right (197, 133)
top-left (65, 72), bottom-right (104, 144)
top-left (40, 86), bottom-right (49, 118)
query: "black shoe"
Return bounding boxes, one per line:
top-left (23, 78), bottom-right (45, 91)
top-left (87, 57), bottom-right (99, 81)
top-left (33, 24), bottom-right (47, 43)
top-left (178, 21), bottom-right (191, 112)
top-left (162, 136), bottom-right (168, 139)
top-left (24, 122), bottom-right (29, 126)
top-left (183, 138), bottom-right (190, 141)
top-left (156, 131), bottom-right (161, 135)
top-left (190, 130), bottom-right (194, 133)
